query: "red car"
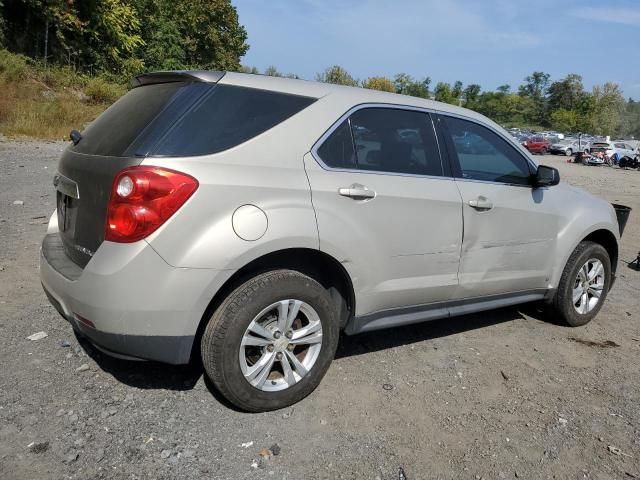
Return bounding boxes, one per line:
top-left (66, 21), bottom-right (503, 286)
top-left (523, 136), bottom-right (551, 155)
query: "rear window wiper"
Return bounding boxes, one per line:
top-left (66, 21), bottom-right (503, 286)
top-left (70, 130), bottom-right (82, 145)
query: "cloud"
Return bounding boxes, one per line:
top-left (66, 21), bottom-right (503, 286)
top-left (571, 7), bottom-right (640, 26)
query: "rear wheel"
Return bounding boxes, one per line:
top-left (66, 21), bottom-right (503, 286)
top-left (565, 148), bottom-right (573, 157)
top-left (540, 148), bottom-right (548, 155)
top-left (201, 270), bottom-right (339, 412)
top-left (552, 241), bottom-right (611, 327)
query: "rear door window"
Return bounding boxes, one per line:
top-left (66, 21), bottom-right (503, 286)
top-left (350, 108), bottom-right (442, 176)
top-left (443, 116), bottom-right (533, 185)
top-left (316, 108), bottom-right (443, 176)
top-left (72, 83), bottom-right (315, 157)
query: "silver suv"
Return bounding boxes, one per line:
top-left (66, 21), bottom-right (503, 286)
top-left (41, 71), bottom-right (624, 412)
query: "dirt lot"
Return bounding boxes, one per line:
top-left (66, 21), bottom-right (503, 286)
top-left (1, 139), bottom-right (639, 480)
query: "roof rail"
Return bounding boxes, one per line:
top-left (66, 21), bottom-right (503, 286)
top-left (130, 70), bottom-right (226, 88)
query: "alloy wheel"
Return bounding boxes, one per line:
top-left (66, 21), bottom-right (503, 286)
top-left (572, 258), bottom-right (605, 314)
top-left (239, 300), bottom-right (323, 392)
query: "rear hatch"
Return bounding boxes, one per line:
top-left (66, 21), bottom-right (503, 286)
top-left (55, 72), bottom-right (316, 267)
top-left (55, 78), bottom-right (216, 267)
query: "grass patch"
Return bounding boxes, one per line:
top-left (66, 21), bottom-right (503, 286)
top-left (0, 49), bottom-right (125, 140)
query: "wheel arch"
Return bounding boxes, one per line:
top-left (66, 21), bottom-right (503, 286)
top-left (583, 229), bottom-right (619, 277)
top-left (191, 248), bottom-right (356, 361)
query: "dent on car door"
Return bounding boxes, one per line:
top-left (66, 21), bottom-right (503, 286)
top-left (304, 107), bottom-right (463, 316)
top-left (438, 115), bottom-right (560, 299)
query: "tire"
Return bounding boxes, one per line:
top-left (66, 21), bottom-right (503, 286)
top-left (540, 148), bottom-right (548, 155)
top-left (552, 241), bottom-right (611, 327)
top-left (201, 269), bottom-right (339, 412)
top-left (565, 149), bottom-right (573, 157)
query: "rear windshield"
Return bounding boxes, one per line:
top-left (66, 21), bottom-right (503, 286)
top-left (71, 82), bottom-right (316, 157)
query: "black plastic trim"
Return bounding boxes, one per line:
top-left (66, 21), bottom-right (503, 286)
top-left (345, 289), bottom-right (550, 335)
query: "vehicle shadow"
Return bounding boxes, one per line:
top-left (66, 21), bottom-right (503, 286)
top-left (75, 302), bottom-right (552, 402)
top-left (335, 303), bottom-right (550, 359)
top-left (74, 331), bottom-right (203, 392)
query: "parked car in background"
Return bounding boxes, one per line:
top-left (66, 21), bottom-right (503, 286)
top-left (590, 141), bottom-right (637, 163)
top-left (40, 70), bottom-right (624, 412)
top-left (612, 141), bottom-right (639, 160)
top-left (550, 138), bottom-right (590, 156)
top-left (523, 135), bottom-right (551, 154)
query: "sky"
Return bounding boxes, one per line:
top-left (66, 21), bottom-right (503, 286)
top-left (233, 0), bottom-right (640, 99)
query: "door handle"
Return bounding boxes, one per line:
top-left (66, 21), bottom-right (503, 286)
top-left (338, 184), bottom-right (376, 200)
top-left (468, 196), bottom-right (493, 210)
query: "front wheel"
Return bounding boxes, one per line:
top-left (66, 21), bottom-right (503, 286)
top-left (201, 270), bottom-right (339, 412)
top-left (552, 241), bottom-right (611, 326)
top-left (565, 148), bottom-right (573, 157)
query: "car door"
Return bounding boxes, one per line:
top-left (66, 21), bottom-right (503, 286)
top-left (304, 106), bottom-right (463, 317)
top-left (436, 114), bottom-right (560, 299)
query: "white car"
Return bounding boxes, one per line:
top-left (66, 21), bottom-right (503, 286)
top-left (612, 141), bottom-right (639, 160)
top-left (591, 141), bottom-right (638, 161)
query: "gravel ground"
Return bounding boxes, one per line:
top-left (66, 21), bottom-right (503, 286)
top-left (1, 139), bottom-right (639, 480)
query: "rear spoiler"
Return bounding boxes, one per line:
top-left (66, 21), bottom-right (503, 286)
top-left (130, 70), bottom-right (226, 89)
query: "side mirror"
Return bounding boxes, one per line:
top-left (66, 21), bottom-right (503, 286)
top-left (534, 165), bottom-right (560, 187)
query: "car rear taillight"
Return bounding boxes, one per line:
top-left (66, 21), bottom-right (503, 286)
top-left (105, 166), bottom-right (198, 243)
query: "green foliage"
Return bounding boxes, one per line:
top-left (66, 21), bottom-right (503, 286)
top-left (550, 109), bottom-right (579, 132)
top-left (362, 76), bottom-right (395, 92)
top-left (547, 74), bottom-right (586, 112)
top-left (316, 65), bottom-right (358, 86)
top-left (2, 0), bottom-right (248, 75)
top-left (84, 76), bottom-right (126, 104)
top-left (264, 66), bottom-right (282, 77)
top-left (518, 72), bottom-right (550, 124)
top-left (434, 82), bottom-right (457, 105)
top-left (393, 73), bottom-right (430, 98)
top-left (0, 49), bottom-right (124, 138)
top-left (590, 82), bottom-right (626, 136)
top-left (0, 48), bottom-right (29, 81)
top-left (137, 0), bottom-right (248, 72)
top-left (237, 65), bottom-right (259, 74)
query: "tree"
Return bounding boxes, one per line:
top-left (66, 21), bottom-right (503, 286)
top-left (463, 84), bottom-right (481, 109)
top-left (591, 82), bottom-right (626, 136)
top-left (547, 74), bottom-right (586, 112)
top-left (237, 65), bottom-right (259, 74)
top-left (393, 73), bottom-right (430, 98)
top-left (316, 65), bottom-right (358, 86)
top-left (3, 0), bottom-right (143, 72)
top-left (518, 72), bottom-right (551, 125)
top-left (362, 76), bottom-right (395, 92)
top-left (434, 82), bottom-right (456, 104)
top-left (264, 65), bottom-right (282, 77)
top-left (2, 0), bottom-right (248, 74)
top-left (550, 109), bottom-right (579, 132)
top-left (138, 0), bottom-right (248, 72)
top-left (451, 80), bottom-right (463, 102)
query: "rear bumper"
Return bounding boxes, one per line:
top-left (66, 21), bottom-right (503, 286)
top-left (40, 232), bottom-right (229, 364)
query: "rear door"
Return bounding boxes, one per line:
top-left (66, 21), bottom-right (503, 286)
top-left (437, 114), bottom-right (559, 299)
top-left (304, 106), bottom-right (463, 316)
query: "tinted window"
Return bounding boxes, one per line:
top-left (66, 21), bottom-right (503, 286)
top-left (72, 82), bottom-right (195, 157)
top-left (445, 116), bottom-right (532, 185)
top-left (72, 83), bottom-right (315, 157)
top-left (150, 85), bottom-right (315, 156)
top-left (349, 108), bottom-right (442, 176)
top-left (316, 120), bottom-right (356, 169)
